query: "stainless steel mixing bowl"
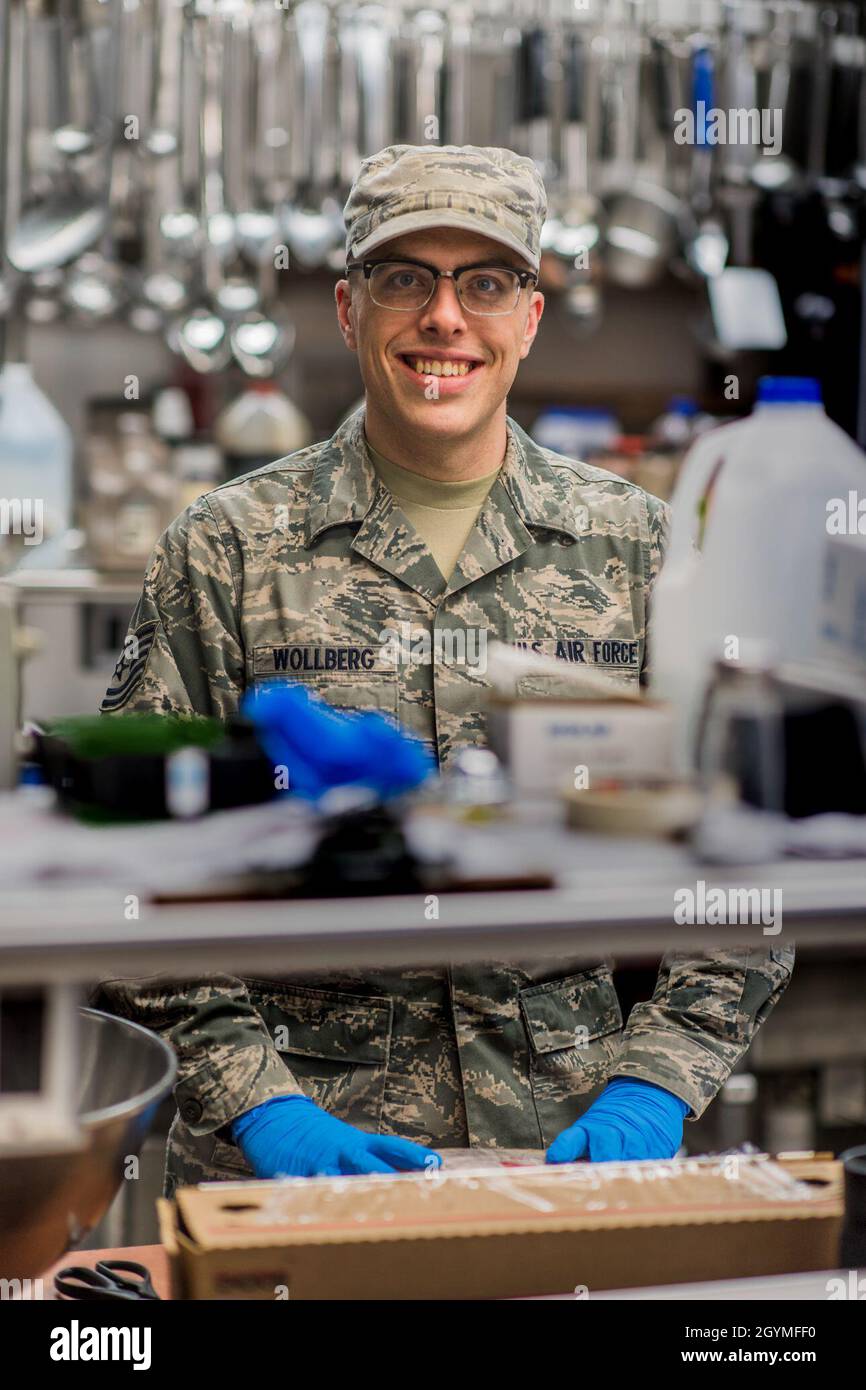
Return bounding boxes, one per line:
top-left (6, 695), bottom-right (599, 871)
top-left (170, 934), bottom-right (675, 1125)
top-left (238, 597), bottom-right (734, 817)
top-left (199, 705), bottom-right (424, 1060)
top-left (0, 1007), bottom-right (177, 1281)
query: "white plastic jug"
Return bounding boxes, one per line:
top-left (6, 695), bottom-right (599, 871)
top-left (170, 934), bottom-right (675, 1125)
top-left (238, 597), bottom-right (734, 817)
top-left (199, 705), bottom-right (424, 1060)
top-left (214, 383), bottom-right (313, 481)
top-left (0, 362), bottom-right (73, 571)
top-left (650, 377), bottom-right (866, 769)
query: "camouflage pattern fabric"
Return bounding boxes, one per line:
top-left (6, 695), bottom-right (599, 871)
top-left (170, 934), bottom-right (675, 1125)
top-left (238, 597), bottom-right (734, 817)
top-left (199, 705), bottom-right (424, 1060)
top-left (343, 144), bottom-right (548, 271)
top-left (96, 405), bottom-right (794, 1196)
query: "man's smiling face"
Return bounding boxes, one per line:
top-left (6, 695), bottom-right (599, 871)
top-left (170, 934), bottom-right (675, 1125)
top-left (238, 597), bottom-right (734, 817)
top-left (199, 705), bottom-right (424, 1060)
top-left (336, 227), bottom-right (544, 446)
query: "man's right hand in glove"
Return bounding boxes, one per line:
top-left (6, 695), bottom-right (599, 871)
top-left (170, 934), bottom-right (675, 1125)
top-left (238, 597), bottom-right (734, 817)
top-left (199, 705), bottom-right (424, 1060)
top-left (231, 1094), bottom-right (442, 1178)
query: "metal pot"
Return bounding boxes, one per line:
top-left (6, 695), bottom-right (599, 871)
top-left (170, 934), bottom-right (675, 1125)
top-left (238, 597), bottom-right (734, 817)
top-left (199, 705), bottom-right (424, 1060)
top-left (0, 1007), bottom-right (176, 1282)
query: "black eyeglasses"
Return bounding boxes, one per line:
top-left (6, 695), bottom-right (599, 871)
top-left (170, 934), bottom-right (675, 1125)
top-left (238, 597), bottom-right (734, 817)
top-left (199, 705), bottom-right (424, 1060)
top-left (345, 256), bottom-right (538, 316)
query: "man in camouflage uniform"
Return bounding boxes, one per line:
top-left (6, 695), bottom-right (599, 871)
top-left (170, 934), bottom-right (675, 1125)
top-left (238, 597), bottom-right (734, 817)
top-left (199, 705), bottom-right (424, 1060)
top-left (97, 146), bottom-right (793, 1196)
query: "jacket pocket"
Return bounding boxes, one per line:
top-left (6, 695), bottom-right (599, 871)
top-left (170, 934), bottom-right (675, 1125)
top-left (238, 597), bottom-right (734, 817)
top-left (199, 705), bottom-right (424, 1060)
top-left (519, 969), bottom-right (624, 1148)
top-left (514, 669), bottom-right (640, 700)
top-left (251, 647), bottom-right (399, 720)
top-left (244, 979), bottom-right (392, 1125)
top-left (665, 956), bottom-right (746, 1037)
top-left (210, 980), bottom-right (393, 1175)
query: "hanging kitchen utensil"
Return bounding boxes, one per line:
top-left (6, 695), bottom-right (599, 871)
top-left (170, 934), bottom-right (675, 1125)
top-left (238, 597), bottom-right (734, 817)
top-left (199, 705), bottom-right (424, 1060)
top-left (853, 8), bottom-right (866, 197)
top-left (253, 2), bottom-right (292, 208)
top-left (716, 0), bottom-right (763, 268)
top-left (513, 22), bottom-right (555, 183)
top-left (131, 0), bottom-right (191, 330)
top-left (600, 6), bottom-right (684, 290)
top-left (61, 0), bottom-right (151, 324)
top-left (553, 26), bottom-right (602, 259)
top-left (684, 44), bottom-right (729, 280)
top-left (232, 6), bottom-right (281, 269)
top-left (399, 5), bottom-right (446, 147)
top-left (699, 5), bottom-right (788, 354)
top-left (211, 1), bottom-right (259, 316)
top-left (6, 0), bottom-right (120, 274)
top-left (444, 0), bottom-right (472, 147)
top-left (747, 0), bottom-right (796, 193)
top-left (797, 5), bottom-right (860, 264)
top-left (0, 0), bottom-right (16, 365)
top-left (772, 0), bottom-right (814, 178)
top-left (546, 22), bottom-right (603, 329)
top-left (282, 0), bottom-right (344, 270)
top-left (229, 233), bottom-right (296, 378)
top-left (337, 3), bottom-right (361, 192)
top-left (352, 3), bottom-right (396, 160)
top-left (104, 0), bottom-right (151, 250)
top-left (55, 0), bottom-right (114, 159)
top-left (330, 2), bottom-right (398, 270)
top-left (158, 0), bottom-right (202, 260)
top-left (448, 0), bottom-right (512, 150)
top-left (822, 2), bottom-right (862, 182)
top-left (169, 0), bottom-right (236, 374)
top-left (224, 4), bottom-right (294, 375)
top-left (647, 23), bottom-right (693, 202)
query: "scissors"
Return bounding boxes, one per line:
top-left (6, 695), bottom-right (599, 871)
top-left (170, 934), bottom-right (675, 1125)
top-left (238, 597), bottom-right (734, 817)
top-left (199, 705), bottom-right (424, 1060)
top-left (54, 1259), bottom-right (160, 1302)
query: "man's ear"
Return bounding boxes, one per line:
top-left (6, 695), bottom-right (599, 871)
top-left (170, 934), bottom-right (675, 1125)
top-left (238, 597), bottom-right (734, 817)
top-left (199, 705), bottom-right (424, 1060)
top-left (335, 278), bottom-right (358, 351)
top-left (518, 289), bottom-right (544, 361)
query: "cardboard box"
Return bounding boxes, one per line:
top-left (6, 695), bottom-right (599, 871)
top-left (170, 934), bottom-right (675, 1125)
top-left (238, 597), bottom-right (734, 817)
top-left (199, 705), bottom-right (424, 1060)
top-left (487, 696), bottom-right (674, 796)
top-left (157, 1154), bottom-right (841, 1300)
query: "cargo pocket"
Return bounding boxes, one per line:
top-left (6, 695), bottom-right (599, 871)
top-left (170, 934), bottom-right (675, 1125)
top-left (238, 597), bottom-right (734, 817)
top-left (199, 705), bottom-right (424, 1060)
top-left (247, 979), bottom-right (392, 1125)
top-left (298, 672), bottom-right (399, 721)
top-left (519, 969), bottom-right (624, 1148)
top-left (210, 981), bottom-right (393, 1175)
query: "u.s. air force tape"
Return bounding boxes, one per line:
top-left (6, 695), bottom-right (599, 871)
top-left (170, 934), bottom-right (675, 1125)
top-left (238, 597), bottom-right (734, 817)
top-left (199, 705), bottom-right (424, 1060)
top-left (513, 638), bottom-right (639, 667)
top-left (100, 620), bottom-right (159, 711)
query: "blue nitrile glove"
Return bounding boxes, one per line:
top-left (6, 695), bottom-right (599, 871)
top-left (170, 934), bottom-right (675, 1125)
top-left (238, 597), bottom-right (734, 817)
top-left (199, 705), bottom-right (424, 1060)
top-left (243, 682), bottom-right (434, 801)
top-left (231, 1094), bottom-right (443, 1178)
top-left (546, 1077), bottom-right (690, 1163)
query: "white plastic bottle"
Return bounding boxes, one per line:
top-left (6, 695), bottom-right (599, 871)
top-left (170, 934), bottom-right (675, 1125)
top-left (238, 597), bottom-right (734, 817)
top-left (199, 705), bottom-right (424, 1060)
top-left (214, 383), bottom-right (313, 481)
top-left (649, 395), bottom-right (699, 450)
top-left (649, 415), bottom-right (752, 724)
top-left (650, 377), bottom-right (866, 770)
top-left (0, 362), bottom-right (73, 572)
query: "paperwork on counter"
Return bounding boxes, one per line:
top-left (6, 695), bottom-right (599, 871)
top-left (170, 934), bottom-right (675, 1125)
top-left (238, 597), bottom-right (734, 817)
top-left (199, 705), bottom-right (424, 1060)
top-left (0, 791), bottom-right (319, 895)
top-left (0, 790), bottom-right (569, 897)
top-left (4, 785), bottom-right (866, 905)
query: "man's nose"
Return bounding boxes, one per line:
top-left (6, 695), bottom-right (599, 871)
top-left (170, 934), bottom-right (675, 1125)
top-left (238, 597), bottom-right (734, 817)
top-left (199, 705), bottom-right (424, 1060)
top-left (416, 274), bottom-right (467, 332)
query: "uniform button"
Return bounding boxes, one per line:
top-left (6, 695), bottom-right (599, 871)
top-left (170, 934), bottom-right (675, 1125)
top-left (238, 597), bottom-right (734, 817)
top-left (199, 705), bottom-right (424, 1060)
top-left (180, 1099), bottom-right (203, 1124)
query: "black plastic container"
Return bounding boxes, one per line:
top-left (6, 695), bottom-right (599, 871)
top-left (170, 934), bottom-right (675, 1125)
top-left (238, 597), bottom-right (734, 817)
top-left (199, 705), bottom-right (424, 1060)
top-left (839, 1143), bottom-right (866, 1269)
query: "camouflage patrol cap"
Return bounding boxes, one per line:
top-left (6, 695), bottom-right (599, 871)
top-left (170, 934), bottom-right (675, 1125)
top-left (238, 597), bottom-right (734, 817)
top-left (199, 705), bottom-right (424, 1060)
top-left (343, 144), bottom-right (548, 273)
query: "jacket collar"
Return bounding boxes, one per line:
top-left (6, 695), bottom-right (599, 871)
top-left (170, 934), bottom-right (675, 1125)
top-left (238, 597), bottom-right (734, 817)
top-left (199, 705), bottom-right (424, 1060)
top-left (305, 404), bottom-right (583, 601)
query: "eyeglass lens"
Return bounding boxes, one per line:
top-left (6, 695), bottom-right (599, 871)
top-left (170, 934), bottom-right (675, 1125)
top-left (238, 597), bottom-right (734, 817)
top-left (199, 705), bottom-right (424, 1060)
top-left (368, 263), bottom-right (521, 314)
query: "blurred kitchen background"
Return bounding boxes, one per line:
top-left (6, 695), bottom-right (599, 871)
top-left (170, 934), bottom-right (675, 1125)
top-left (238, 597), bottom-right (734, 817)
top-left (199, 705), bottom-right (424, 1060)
top-left (2, 0), bottom-right (866, 1242)
top-left (2, 1), bottom-right (866, 622)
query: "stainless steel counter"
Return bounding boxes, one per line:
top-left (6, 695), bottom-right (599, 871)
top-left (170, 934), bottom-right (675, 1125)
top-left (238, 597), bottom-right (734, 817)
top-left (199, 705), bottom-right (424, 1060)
top-left (1, 834), bottom-right (865, 984)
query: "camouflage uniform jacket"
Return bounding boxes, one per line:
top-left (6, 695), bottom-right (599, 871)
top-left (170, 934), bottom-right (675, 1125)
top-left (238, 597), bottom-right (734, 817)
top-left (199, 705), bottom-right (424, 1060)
top-left (96, 406), bottom-right (793, 1194)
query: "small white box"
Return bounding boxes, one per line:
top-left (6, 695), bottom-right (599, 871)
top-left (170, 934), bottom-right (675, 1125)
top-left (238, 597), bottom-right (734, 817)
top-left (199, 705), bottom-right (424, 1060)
top-left (818, 530), bottom-right (866, 674)
top-left (488, 697), bottom-right (675, 796)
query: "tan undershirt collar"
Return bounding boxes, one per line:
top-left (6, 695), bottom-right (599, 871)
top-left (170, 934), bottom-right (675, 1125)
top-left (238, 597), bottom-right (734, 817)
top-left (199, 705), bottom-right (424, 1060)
top-left (365, 436), bottom-right (504, 581)
top-left (366, 439), bottom-right (502, 509)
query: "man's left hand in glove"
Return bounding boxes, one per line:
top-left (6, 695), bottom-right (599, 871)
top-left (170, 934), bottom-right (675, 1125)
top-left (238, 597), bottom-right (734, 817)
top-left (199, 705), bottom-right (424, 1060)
top-left (546, 1077), bottom-right (690, 1163)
